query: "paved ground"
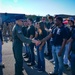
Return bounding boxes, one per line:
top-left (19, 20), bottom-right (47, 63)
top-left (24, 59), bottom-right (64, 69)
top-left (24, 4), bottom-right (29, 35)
top-left (0, 41), bottom-right (72, 75)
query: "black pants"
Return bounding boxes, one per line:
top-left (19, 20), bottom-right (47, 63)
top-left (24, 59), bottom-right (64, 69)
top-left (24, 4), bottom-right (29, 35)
top-left (47, 39), bottom-right (52, 59)
top-left (29, 43), bottom-right (35, 64)
top-left (13, 46), bottom-right (23, 75)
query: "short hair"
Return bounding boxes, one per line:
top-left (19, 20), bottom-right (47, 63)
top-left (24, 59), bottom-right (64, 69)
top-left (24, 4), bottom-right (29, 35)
top-left (42, 17), bottom-right (46, 20)
top-left (56, 17), bottom-right (63, 23)
top-left (70, 20), bottom-right (74, 25)
top-left (68, 17), bottom-right (74, 25)
top-left (36, 17), bottom-right (40, 22)
top-left (48, 16), bottom-right (53, 21)
top-left (28, 18), bottom-right (33, 23)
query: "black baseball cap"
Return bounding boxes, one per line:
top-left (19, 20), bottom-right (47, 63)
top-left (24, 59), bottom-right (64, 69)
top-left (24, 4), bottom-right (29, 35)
top-left (15, 15), bottom-right (26, 20)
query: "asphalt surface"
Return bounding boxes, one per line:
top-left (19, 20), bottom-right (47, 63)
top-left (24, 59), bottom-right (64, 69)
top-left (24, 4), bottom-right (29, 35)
top-left (0, 41), bottom-right (72, 75)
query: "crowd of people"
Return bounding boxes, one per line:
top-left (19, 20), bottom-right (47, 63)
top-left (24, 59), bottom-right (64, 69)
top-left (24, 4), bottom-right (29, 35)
top-left (2, 21), bottom-right (15, 42)
top-left (0, 15), bottom-right (75, 75)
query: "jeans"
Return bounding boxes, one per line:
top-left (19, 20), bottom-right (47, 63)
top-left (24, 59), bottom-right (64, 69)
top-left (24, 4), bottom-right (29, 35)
top-left (29, 43), bottom-right (35, 64)
top-left (47, 39), bottom-right (52, 59)
top-left (23, 43), bottom-right (27, 54)
top-left (25, 44), bottom-right (30, 56)
top-left (70, 52), bottom-right (75, 75)
top-left (52, 45), bottom-right (64, 75)
top-left (26, 45), bottom-right (31, 62)
top-left (64, 43), bottom-right (70, 66)
top-left (0, 39), bottom-right (2, 63)
top-left (36, 44), bottom-right (45, 71)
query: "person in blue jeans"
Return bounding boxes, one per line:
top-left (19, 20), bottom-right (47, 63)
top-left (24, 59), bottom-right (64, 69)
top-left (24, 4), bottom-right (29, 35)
top-left (68, 17), bottom-right (75, 75)
top-left (68, 33), bottom-right (75, 75)
top-left (36, 22), bottom-right (47, 72)
top-left (41, 17), bottom-right (67, 75)
top-left (36, 44), bottom-right (45, 72)
top-left (22, 19), bottom-right (29, 58)
top-left (0, 28), bottom-right (4, 68)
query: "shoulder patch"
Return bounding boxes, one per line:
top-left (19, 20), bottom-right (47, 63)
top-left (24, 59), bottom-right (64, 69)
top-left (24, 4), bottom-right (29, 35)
top-left (18, 30), bottom-right (22, 33)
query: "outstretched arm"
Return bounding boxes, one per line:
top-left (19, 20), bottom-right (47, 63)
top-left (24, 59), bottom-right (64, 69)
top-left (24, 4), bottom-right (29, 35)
top-left (41, 33), bottom-right (52, 43)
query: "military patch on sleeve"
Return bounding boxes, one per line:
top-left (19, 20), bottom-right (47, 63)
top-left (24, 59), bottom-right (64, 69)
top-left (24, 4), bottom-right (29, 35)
top-left (18, 30), bottom-right (22, 33)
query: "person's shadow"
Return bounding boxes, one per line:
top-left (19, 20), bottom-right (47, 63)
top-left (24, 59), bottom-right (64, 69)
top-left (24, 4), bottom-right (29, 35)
top-left (0, 67), bottom-right (3, 75)
top-left (23, 61), bottom-right (49, 75)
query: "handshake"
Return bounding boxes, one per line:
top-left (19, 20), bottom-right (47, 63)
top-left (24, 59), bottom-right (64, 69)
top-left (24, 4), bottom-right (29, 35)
top-left (32, 39), bottom-right (41, 46)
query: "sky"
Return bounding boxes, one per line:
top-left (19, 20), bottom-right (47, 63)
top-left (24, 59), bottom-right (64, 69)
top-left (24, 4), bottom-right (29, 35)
top-left (0, 0), bottom-right (75, 16)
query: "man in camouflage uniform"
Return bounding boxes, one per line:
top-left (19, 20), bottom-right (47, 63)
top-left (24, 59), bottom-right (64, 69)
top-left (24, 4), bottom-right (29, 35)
top-left (3, 22), bottom-right (8, 41)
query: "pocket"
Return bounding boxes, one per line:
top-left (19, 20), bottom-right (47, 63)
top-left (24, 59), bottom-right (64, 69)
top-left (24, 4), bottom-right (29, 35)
top-left (56, 46), bottom-right (61, 50)
top-left (56, 46), bottom-right (62, 55)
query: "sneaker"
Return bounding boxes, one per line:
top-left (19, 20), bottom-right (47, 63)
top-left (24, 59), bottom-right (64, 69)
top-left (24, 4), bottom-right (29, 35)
top-left (27, 63), bottom-right (35, 66)
top-left (22, 67), bottom-right (24, 71)
top-left (0, 63), bottom-right (5, 68)
top-left (64, 64), bottom-right (68, 68)
top-left (34, 66), bottom-right (38, 69)
top-left (23, 54), bottom-right (28, 58)
top-left (27, 63), bottom-right (32, 66)
top-left (49, 72), bottom-right (58, 75)
top-left (53, 61), bottom-right (55, 65)
top-left (24, 59), bottom-right (30, 63)
top-left (38, 69), bottom-right (43, 73)
top-left (49, 59), bottom-right (54, 62)
top-left (67, 67), bottom-right (71, 71)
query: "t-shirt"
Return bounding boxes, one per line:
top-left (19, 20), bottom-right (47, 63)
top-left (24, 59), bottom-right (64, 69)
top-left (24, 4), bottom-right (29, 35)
top-left (27, 25), bottom-right (35, 38)
top-left (65, 25), bottom-right (75, 40)
top-left (37, 29), bottom-right (47, 40)
top-left (46, 22), bottom-right (54, 29)
top-left (71, 26), bottom-right (75, 53)
top-left (70, 26), bottom-right (75, 37)
top-left (45, 22), bottom-right (54, 41)
top-left (52, 25), bottom-right (67, 46)
top-left (22, 26), bottom-right (28, 37)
